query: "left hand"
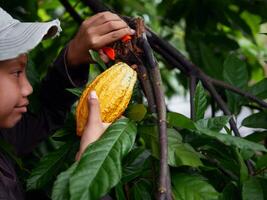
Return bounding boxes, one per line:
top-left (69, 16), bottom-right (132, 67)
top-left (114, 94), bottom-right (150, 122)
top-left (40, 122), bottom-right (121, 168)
top-left (76, 90), bottom-right (110, 161)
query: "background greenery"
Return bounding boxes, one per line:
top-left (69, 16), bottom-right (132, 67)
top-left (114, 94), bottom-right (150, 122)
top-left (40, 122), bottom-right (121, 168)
top-left (1, 0), bottom-right (267, 199)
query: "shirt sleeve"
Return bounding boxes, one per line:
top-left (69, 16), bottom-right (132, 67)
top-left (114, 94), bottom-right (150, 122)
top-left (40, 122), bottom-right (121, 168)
top-left (1, 46), bottom-right (89, 155)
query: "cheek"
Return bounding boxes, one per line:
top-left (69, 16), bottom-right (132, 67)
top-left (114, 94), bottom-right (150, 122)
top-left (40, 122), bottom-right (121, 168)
top-left (0, 79), bottom-right (21, 128)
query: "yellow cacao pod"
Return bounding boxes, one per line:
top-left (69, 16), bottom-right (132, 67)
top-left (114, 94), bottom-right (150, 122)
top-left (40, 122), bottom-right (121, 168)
top-left (76, 62), bottom-right (137, 136)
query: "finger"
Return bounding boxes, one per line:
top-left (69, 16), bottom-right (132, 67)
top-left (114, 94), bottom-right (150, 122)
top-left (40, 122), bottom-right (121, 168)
top-left (95, 20), bottom-right (129, 36)
top-left (103, 122), bottom-right (111, 130)
top-left (87, 90), bottom-right (102, 125)
top-left (85, 12), bottom-right (122, 27)
top-left (98, 28), bottom-right (135, 47)
top-left (82, 11), bottom-right (114, 27)
top-left (98, 49), bottom-right (110, 63)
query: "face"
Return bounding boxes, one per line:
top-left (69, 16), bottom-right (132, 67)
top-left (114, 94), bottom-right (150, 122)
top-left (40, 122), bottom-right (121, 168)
top-left (0, 54), bottom-right (33, 128)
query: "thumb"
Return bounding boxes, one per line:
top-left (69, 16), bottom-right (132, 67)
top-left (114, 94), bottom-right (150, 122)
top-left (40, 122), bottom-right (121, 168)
top-left (98, 49), bottom-right (110, 63)
top-left (87, 90), bottom-right (102, 125)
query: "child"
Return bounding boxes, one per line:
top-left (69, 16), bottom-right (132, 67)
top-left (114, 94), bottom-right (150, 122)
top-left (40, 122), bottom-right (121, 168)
top-left (0, 7), bottom-right (135, 199)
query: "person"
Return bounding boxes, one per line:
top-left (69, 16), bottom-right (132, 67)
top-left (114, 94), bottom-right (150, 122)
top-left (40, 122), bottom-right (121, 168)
top-left (0, 7), bottom-right (135, 199)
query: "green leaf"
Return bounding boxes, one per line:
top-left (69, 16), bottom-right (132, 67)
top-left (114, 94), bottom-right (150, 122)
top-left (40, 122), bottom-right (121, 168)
top-left (172, 173), bottom-right (219, 200)
top-left (195, 116), bottom-right (231, 132)
top-left (122, 148), bottom-right (151, 183)
top-left (242, 111), bottom-right (267, 129)
top-left (126, 104), bottom-right (147, 122)
top-left (139, 126), bottom-right (202, 167)
top-left (249, 78), bottom-right (267, 99)
top-left (115, 182), bottom-right (126, 200)
top-left (65, 88), bottom-right (82, 97)
top-left (169, 130), bottom-right (203, 167)
top-left (52, 162), bottom-right (78, 200)
top-left (167, 112), bottom-right (195, 130)
top-left (223, 54), bottom-right (248, 87)
top-left (235, 148), bottom-right (249, 183)
top-left (194, 82), bottom-right (208, 121)
top-left (199, 42), bottom-right (223, 79)
top-left (130, 179), bottom-right (152, 200)
top-left (240, 149), bottom-right (254, 160)
top-left (27, 142), bottom-right (74, 190)
top-left (242, 177), bottom-right (264, 200)
top-left (256, 154), bottom-right (267, 170)
top-left (90, 50), bottom-right (107, 71)
top-left (244, 131), bottom-right (267, 143)
top-left (69, 118), bottom-right (137, 200)
top-left (219, 182), bottom-right (239, 200)
top-left (172, 143), bottom-right (203, 167)
top-left (195, 125), bottom-right (267, 153)
top-left (226, 10), bottom-right (254, 40)
top-left (223, 54), bottom-right (248, 114)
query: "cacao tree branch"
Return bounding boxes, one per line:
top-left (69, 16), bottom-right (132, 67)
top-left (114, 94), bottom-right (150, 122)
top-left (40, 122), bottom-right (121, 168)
top-left (59, 0), bottom-right (83, 24)
top-left (136, 65), bottom-right (157, 112)
top-left (141, 34), bottom-right (172, 200)
top-left (209, 77), bottom-right (267, 108)
top-left (82, 0), bottom-right (110, 12)
top-left (146, 30), bottom-right (267, 109)
top-left (135, 19), bottom-right (157, 113)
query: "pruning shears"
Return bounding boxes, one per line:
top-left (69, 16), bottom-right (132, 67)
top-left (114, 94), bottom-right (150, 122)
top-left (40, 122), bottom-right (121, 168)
top-left (101, 34), bottom-right (132, 61)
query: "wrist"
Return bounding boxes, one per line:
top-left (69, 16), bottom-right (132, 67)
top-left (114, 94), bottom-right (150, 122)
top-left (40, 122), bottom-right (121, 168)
top-left (67, 40), bottom-right (94, 67)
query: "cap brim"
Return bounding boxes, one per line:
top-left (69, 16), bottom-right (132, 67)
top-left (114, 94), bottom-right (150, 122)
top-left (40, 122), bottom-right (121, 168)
top-left (0, 19), bottom-right (61, 61)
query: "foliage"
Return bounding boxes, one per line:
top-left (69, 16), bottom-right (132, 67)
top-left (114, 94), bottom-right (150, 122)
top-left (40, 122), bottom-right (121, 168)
top-left (2, 0), bottom-right (267, 199)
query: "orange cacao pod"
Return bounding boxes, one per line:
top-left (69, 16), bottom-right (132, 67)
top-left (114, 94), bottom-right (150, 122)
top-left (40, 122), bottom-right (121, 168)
top-left (76, 62), bottom-right (137, 136)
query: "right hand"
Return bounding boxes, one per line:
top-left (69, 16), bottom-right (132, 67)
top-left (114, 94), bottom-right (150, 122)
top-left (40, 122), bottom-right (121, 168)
top-left (67, 11), bottom-right (135, 66)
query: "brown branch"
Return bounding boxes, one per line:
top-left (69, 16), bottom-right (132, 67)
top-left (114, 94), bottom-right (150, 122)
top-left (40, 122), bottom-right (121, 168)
top-left (59, 0), bottom-right (83, 24)
top-left (134, 19), bottom-right (157, 113)
top-left (141, 35), bottom-right (171, 200)
top-left (136, 64), bottom-right (157, 112)
top-left (210, 77), bottom-right (267, 109)
top-left (146, 30), bottom-right (267, 110)
top-left (81, 0), bottom-right (111, 13)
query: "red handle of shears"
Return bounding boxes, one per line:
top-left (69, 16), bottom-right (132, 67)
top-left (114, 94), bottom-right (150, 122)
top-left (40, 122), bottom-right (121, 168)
top-left (101, 35), bottom-right (132, 60)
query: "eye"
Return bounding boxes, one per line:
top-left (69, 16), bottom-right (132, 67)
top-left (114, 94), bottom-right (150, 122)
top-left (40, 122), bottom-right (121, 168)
top-left (12, 70), bottom-right (23, 77)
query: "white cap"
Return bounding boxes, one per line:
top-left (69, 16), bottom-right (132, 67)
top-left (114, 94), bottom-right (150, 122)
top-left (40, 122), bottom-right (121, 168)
top-left (0, 7), bottom-right (62, 61)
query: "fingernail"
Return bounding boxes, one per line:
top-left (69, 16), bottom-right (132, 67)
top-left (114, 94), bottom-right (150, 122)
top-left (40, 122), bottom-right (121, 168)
top-left (130, 29), bottom-right (135, 34)
top-left (90, 90), bottom-right (98, 99)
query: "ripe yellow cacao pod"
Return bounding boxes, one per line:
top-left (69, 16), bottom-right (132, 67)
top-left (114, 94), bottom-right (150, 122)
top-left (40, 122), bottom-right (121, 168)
top-left (76, 62), bottom-right (137, 136)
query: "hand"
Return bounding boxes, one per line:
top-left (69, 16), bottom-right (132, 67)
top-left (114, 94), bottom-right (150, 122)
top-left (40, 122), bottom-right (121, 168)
top-left (67, 11), bottom-right (135, 66)
top-left (76, 91), bottom-right (110, 161)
